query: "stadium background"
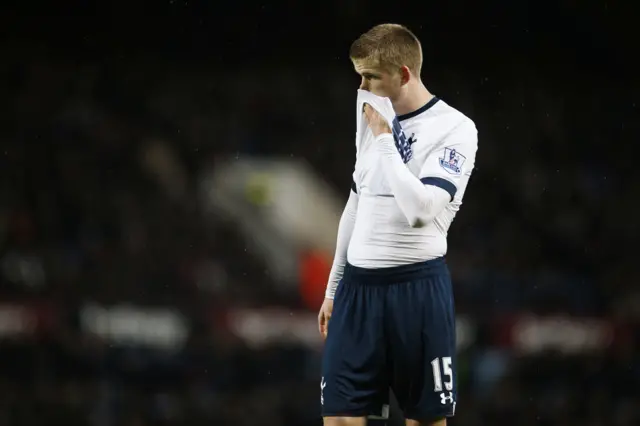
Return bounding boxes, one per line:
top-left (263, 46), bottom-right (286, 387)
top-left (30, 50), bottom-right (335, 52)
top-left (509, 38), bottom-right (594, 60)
top-left (1, 1), bottom-right (638, 425)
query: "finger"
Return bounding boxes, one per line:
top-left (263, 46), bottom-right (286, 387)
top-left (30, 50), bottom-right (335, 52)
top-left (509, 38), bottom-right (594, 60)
top-left (364, 106), bottom-right (380, 123)
top-left (323, 314), bottom-right (331, 338)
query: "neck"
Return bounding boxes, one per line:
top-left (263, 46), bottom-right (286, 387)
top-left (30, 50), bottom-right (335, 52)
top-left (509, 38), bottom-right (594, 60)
top-left (391, 81), bottom-right (434, 116)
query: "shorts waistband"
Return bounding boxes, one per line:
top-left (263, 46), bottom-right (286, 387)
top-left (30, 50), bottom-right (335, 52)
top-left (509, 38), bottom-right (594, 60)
top-left (343, 257), bottom-right (447, 284)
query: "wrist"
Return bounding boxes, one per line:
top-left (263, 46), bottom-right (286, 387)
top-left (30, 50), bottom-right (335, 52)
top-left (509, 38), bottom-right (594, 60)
top-left (375, 133), bottom-right (393, 142)
top-left (376, 134), bottom-right (396, 156)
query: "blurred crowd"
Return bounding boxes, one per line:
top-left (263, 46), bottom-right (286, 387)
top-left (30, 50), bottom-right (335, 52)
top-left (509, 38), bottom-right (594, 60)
top-left (0, 44), bottom-right (638, 425)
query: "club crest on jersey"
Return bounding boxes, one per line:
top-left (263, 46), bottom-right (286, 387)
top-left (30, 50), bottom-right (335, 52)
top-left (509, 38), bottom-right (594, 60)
top-left (439, 147), bottom-right (465, 175)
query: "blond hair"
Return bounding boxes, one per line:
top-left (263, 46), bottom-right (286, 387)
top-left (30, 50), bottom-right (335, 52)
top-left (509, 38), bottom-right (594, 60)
top-left (349, 24), bottom-right (423, 75)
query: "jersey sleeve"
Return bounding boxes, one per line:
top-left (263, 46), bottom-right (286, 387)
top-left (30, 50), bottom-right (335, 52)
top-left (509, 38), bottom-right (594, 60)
top-left (419, 119), bottom-right (478, 201)
top-left (352, 131), bottom-right (360, 194)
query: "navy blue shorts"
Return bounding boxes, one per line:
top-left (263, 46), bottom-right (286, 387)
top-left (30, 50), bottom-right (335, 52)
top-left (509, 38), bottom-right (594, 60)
top-left (320, 257), bottom-right (457, 422)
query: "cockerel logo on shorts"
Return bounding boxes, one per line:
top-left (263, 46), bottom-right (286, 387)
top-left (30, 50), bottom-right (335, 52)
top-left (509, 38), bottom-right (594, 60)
top-left (320, 377), bottom-right (327, 405)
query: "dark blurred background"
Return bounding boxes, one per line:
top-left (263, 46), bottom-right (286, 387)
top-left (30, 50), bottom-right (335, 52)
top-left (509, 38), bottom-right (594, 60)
top-left (1, 1), bottom-right (639, 425)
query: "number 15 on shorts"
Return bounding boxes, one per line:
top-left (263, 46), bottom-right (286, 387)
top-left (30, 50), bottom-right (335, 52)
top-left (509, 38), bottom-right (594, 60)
top-left (430, 356), bottom-right (453, 392)
top-left (431, 357), bottom-right (455, 413)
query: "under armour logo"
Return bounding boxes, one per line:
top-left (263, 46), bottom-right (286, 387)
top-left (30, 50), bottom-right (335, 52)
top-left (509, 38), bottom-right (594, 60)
top-left (320, 377), bottom-right (327, 405)
top-left (440, 391), bottom-right (454, 405)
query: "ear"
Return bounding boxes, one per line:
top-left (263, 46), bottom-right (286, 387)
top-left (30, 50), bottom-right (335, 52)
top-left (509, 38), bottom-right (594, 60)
top-left (399, 65), bottom-right (412, 86)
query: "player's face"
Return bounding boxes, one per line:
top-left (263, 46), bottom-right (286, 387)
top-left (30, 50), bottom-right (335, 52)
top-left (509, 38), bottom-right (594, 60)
top-left (353, 60), bottom-right (403, 99)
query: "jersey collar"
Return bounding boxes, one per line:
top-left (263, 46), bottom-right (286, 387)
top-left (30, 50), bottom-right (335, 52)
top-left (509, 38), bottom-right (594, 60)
top-left (397, 97), bottom-right (440, 121)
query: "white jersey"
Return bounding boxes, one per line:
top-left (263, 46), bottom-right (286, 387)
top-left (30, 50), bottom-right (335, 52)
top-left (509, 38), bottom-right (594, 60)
top-left (348, 97), bottom-right (478, 267)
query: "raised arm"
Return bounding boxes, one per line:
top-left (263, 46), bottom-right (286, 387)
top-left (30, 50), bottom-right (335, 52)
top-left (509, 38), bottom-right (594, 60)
top-left (366, 105), bottom-right (477, 227)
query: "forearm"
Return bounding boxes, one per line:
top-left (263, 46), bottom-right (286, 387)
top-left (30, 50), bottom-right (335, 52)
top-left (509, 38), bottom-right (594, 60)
top-left (376, 134), bottom-right (450, 227)
top-left (325, 191), bottom-right (358, 299)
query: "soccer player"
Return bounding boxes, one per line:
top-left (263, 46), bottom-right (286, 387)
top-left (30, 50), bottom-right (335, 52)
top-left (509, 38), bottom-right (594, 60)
top-left (318, 24), bottom-right (478, 426)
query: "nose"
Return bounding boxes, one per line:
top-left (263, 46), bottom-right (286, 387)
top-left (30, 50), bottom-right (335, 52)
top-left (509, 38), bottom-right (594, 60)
top-left (359, 78), bottom-right (368, 90)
